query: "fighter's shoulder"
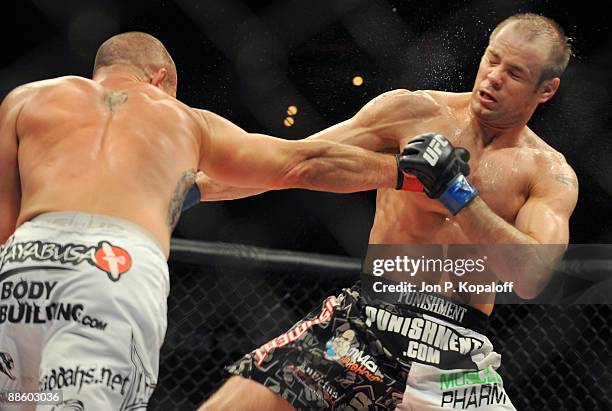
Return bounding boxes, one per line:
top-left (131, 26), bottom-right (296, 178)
top-left (0, 83), bottom-right (39, 116)
top-left (2, 76), bottom-right (91, 102)
top-left (523, 130), bottom-right (568, 165)
top-left (363, 89), bottom-right (443, 118)
top-left (191, 108), bottom-right (213, 128)
top-left (1, 82), bottom-right (36, 105)
top-left (523, 130), bottom-right (577, 188)
top-left (19, 76), bottom-right (91, 90)
top-left (189, 108), bottom-right (229, 140)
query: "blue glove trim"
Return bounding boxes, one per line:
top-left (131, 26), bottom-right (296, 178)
top-left (181, 184), bottom-right (201, 211)
top-left (438, 174), bottom-right (478, 215)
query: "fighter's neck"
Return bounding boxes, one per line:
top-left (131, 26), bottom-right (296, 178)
top-left (468, 113), bottom-right (527, 148)
top-left (92, 66), bottom-right (147, 85)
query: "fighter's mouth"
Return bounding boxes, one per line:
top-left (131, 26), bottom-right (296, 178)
top-left (478, 90), bottom-right (497, 103)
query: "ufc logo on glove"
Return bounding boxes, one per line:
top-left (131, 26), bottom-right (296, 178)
top-left (423, 134), bottom-right (449, 166)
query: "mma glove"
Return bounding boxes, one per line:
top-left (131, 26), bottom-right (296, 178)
top-left (396, 132), bottom-right (478, 215)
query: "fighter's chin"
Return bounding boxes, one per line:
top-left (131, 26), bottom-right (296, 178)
top-left (470, 99), bottom-right (496, 121)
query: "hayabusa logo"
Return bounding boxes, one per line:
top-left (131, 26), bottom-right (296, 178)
top-left (0, 351), bottom-right (16, 380)
top-left (1, 240), bottom-right (132, 281)
top-left (93, 242), bottom-right (132, 281)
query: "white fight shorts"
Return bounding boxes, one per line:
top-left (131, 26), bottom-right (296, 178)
top-left (0, 212), bottom-right (169, 410)
top-left (393, 298), bottom-right (516, 411)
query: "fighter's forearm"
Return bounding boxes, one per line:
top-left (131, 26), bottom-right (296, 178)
top-left (454, 197), bottom-right (558, 299)
top-left (196, 141), bottom-right (397, 200)
top-left (290, 142), bottom-right (397, 193)
top-left (455, 197), bottom-right (537, 244)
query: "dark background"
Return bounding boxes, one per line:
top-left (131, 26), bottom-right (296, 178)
top-left (3, 2), bottom-right (612, 410)
top-left (2, 0), bottom-right (611, 255)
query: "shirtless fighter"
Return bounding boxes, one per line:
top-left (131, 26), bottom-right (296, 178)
top-left (0, 32), bottom-right (402, 409)
top-left (199, 14), bottom-right (578, 410)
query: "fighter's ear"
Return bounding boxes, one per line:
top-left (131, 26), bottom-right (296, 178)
top-left (538, 77), bottom-right (560, 103)
top-left (150, 68), bottom-right (167, 88)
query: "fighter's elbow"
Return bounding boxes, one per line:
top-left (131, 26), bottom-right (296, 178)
top-left (513, 284), bottom-right (540, 300)
top-left (513, 275), bottom-right (550, 300)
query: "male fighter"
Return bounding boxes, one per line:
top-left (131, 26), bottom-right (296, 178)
top-left (199, 14), bottom-right (578, 410)
top-left (0, 32), bottom-right (401, 409)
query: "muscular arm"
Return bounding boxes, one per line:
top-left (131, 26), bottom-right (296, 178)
top-left (195, 171), bottom-right (267, 201)
top-left (196, 90), bottom-right (435, 202)
top-left (454, 163), bottom-right (578, 298)
top-left (194, 108), bottom-right (399, 201)
top-left (0, 88), bottom-right (25, 243)
top-left (304, 90), bottom-right (413, 148)
top-left (196, 109), bottom-right (398, 194)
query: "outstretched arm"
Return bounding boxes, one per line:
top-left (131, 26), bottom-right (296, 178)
top-left (193, 89), bottom-right (434, 202)
top-left (0, 88), bottom-right (25, 243)
top-left (197, 109), bottom-right (397, 194)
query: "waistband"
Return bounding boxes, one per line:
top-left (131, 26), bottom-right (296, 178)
top-left (358, 282), bottom-right (489, 334)
top-left (395, 291), bottom-right (489, 334)
top-left (28, 212), bottom-right (163, 254)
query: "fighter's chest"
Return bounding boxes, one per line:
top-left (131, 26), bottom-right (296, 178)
top-left (466, 149), bottom-right (531, 222)
top-left (397, 118), bottom-right (533, 221)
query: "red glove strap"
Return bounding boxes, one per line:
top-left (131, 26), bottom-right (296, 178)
top-left (401, 174), bottom-right (424, 192)
top-left (395, 154), bottom-right (424, 192)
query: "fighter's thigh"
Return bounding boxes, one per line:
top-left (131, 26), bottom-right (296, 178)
top-left (200, 376), bottom-right (295, 411)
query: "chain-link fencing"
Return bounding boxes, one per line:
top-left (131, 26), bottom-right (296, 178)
top-left (148, 240), bottom-right (612, 410)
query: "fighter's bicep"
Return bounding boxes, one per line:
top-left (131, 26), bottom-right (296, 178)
top-left (305, 118), bottom-right (396, 151)
top-left (199, 110), bottom-right (301, 188)
top-left (515, 174), bottom-right (578, 244)
top-left (198, 110), bottom-right (254, 178)
top-left (515, 199), bottom-right (569, 244)
top-left (307, 89), bottom-right (438, 152)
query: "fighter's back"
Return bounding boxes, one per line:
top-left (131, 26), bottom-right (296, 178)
top-left (12, 75), bottom-right (203, 255)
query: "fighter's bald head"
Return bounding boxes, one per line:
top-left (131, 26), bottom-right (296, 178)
top-left (93, 32), bottom-right (177, 96)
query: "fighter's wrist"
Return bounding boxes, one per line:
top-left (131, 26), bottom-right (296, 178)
top-left (437, 174), bottom-right (478, 215)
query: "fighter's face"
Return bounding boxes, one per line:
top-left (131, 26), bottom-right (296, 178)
top-left (470, 23), bottom-right (558, 127)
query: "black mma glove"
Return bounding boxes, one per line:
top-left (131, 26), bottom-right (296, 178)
top-left (396, 132), bottom-right (478, 214)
